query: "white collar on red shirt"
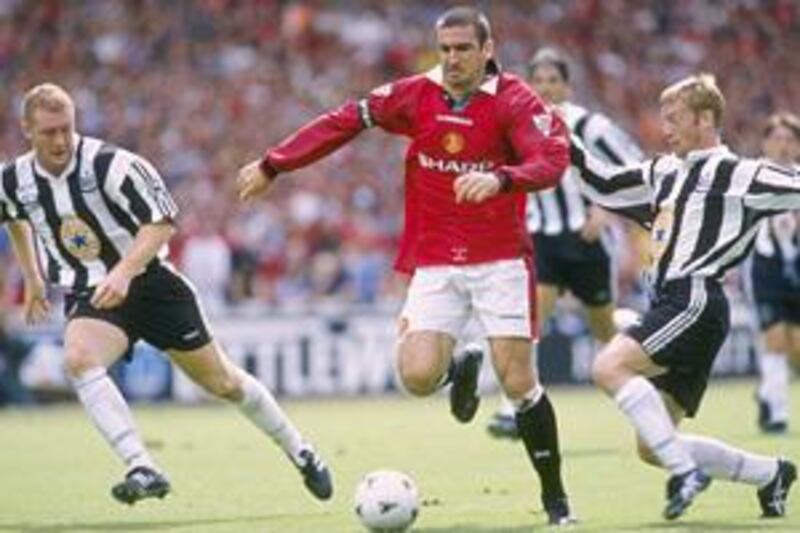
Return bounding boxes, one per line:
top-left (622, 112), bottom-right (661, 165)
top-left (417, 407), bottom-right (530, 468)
top-left (425, 65), bottom-right (499, 95)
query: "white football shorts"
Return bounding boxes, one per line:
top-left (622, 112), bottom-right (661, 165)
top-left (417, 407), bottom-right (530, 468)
top-left (400, 258), bottom-right (535, 339)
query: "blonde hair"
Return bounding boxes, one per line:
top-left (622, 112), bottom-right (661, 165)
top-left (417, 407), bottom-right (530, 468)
top-left (659, 73), bottom-right (725, 128)
top-left (22, 83), bottom-right (75, 123)
top-left (763, 111), bottom-right (800, 141)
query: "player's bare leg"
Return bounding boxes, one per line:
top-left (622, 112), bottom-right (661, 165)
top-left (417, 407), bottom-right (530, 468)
top-left (490, 336), bottom-right (575, 525)
top-left (64, 318), bottom-right (169, 505)
top-left (396, 327), bottom-right (483, 422)
top-left (396, 328), bottom-right (456, 396)
top-left (170, 342), bottom-right (332, 500)
top-left (585, 302), bottom-right (616, 345)
top-left (488, 284), bottom-right (557, 439)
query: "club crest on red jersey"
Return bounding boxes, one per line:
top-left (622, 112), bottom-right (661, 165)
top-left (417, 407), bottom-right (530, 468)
top-left (442, 132), bottom-right (465, 154)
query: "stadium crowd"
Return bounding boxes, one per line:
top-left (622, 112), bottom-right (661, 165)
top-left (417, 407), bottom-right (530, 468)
top-left (0, 0), bottom-right (796, 311)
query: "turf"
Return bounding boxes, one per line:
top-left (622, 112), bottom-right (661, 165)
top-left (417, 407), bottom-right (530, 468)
top-left (0, 379), bottom-right (798, 532)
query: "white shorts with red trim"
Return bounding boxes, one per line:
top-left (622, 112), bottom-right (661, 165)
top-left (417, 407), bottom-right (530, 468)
top-left (400, 258), bottom-right (535, 339)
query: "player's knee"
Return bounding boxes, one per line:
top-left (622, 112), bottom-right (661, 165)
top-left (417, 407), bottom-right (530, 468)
top-left (590, 353), bottom-right (616, 390)
top-left (399, 365), bottom-right (438, 396)
top-left (63, 340), bottom-right (101, 378)
top-left (500, 371), bottom-right (536, 400)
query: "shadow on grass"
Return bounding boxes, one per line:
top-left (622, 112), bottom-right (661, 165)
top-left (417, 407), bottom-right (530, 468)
top-left (0, 514), bottom-right (299, 532)
top-left (623, 519), bottom-right (787, 531)
top-left (416, 527), bottom-right (532, 533)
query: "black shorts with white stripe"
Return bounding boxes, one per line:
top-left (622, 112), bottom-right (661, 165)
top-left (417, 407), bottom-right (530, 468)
top-left (533, 232), bottom-right (612, 306)
top-left (627, 277), bottom-right (730, 417)
top-left (751, 253), bottom-right (800, 330)
top-left (64, 262), bottom-right (212, 354)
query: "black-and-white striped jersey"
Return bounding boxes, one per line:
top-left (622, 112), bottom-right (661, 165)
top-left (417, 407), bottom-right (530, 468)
top-left (754, 164), bottom-right (799, 261)
top-left (527, 101), bottom-right (643, 235)
top-left (570, 141), bottom-right (800, 292)
top-left (0, 135), bottom-right (179, 291)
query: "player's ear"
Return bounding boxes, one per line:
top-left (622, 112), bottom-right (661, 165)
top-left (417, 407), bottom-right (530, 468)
top-left (21, 118), bottom-right (33, 141)
top-left (482, 39), bottom-right (494, 61)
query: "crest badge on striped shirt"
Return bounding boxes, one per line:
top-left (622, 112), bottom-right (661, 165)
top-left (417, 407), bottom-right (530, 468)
top-left (60, 216), bottom-right (101, 261)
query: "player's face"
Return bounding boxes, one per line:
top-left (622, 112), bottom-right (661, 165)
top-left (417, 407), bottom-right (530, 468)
top-left (436, 25), bottom-right (493, 95)
top-left (762, 125), bottom-right (800, 167)
top-left (25, 106), bottom-right (76, 175)
top-left (660, 98), bottom-right (705, 158)
top-left (530, 64), bottom-right (568, 104)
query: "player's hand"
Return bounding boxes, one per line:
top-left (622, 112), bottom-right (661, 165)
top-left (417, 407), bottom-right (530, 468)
top-left (91, 265), bottom-right (133, 310)
top-left (23, 276), bottom-right (50, 325)
top-left (454, 171), bottom-right (501, 204)
top-left (236, 160), bottom-right (275, 201)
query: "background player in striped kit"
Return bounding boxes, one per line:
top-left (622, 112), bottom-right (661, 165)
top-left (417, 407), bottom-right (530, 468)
top-left (570, 74), bottom-right (799, 520)
top-left (488, 47), bottom-right (644, 439)
top-left (1, 83), bottom-right (331, 505)
top-left (750, 112), bottom-right (800, 433)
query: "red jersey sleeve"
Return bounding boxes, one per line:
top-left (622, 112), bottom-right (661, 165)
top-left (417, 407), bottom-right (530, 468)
top-left (261, 76), bottom-right (419, 174)
top-left (495, 79), bottom-right (569, 192)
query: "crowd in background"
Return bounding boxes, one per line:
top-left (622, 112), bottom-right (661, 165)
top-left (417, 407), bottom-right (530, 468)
top-left (0, 0), bottom-right (796, 314)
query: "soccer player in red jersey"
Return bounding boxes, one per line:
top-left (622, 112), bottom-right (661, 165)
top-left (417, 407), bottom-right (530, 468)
top-left (237, 7), bottom-right (575, 524)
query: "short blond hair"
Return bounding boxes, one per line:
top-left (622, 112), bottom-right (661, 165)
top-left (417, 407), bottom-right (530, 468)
top-left (763, 112), bottom-right (800, 141)
top-left (22, 83), bottom-right (74, 123)
top-left (660, 73), bottom-right (725, 128)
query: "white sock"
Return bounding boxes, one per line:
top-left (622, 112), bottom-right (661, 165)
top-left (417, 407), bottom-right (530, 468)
top-left (759, 352), bottom-right (790, 423)
top-left (510, 384), bottom-right (544, 412)
top-left (498, 394), bottom-right (516, 417)
top-left (614, 376), bottom-right (695, 475)
top-left (237, 372), bottom-right (305, 462)
top-left (679, 434), bottom-right (778, 487)
top-left (71, 367), bottom-right (156, 471)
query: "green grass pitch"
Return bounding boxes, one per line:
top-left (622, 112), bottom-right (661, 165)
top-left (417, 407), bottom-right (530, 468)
top-left (0, 379), bottom-right (798, 532)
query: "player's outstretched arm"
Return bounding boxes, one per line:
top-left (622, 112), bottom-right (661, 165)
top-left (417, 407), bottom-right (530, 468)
top-left (742, 160), bottom-right (800, 213)
top-left (570, 136), bottom-right (655, 227)
top-left (6, 220), bottom-right (50, 324)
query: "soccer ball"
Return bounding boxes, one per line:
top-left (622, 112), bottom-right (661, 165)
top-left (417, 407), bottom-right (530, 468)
top-left (354, 470), bottom-right (419, 532)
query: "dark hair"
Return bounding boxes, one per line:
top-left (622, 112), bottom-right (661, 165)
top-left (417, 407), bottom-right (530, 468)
top-left (435, 6), bottom-right (492, 46)
top-left (764, 112), bottom-right (800, 141)
top-left (527, 47), bottom-right (570, 82)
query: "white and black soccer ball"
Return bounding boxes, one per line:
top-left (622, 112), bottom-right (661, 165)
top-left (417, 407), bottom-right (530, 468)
top-left (354, 470), bottom-right (419, 532)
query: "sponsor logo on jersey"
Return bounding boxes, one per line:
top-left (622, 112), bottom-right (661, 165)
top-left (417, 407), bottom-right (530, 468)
top-left (417, 152), bottom-right (494, 174)
top-left (60, 216), bottom-right (101, 261)
top-left (436, 114), bottom-right (474, 127)
top-left (441, 131), bottom-right (465, 154)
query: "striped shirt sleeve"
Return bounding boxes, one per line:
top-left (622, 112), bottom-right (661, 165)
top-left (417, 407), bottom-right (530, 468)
top-left (742, 161), bottom-right (800, 214)
top-left (582, 113), bottom-right (644, 166)
top-left (0, 161), bottom-right (19, 223)
top-left (569, 135), bottom-right (654, 227)
top-left (104, 150), bottom-right (179, 225)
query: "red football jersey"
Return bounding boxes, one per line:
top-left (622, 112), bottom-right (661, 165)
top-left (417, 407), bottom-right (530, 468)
top-left (262, 64), bottom-right (569, 272)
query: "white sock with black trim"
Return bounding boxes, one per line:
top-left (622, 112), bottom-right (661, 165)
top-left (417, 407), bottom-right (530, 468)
top-left (237, 371), bottom-right (305, 463)
top-left (614, 376), bottom-right (695, 476)
top-left (679, 434), bottom-right (778, 487)
top-left (71, 367), bottom-right (157, 471)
